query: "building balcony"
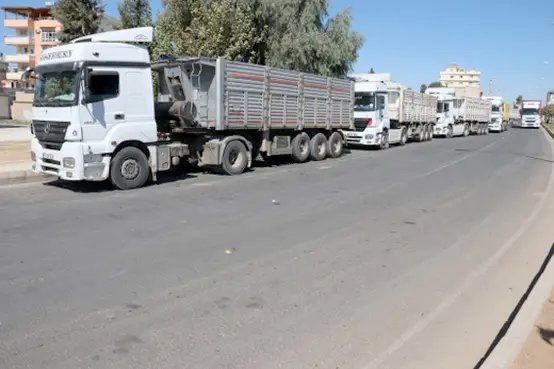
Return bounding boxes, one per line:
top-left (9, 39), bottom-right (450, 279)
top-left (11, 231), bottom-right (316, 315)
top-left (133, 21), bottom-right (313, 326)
top-left (4, 18), bottom-right (33, 28)
top-left (4, 54), bottom-right (34, 63)
top-left (6, 71), bottom-right (23, 81)
top-left (40, 39), bottom-right (60, 46)
top-left (4, 35), bottom-right (33, 46)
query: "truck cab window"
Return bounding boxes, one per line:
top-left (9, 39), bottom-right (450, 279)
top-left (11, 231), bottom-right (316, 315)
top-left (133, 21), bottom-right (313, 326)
top-left (89, 72), bottom-right (119, 101)
top-left (378, 95), bottom-right (386, 109)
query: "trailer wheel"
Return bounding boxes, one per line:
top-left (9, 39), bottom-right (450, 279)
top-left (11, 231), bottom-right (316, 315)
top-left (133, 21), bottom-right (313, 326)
top-left (327, 132), bottom-right (344, 158)
top-left (291, 132), bottom-right (311, 163)
top-left (463, 124), bottom-right (469, 137)
top-left (399, 127), bottom-right (408, 146)
top-left (110, 146), bottom-right (150, 190)
top-left (428, 126), bottom-right (434, 141)
top-left (310, 133), bottom-right (328, 161)
top-left (483, 125), bottom-right (489, 135)
top-left (221, 140), bottom-right (248, 175)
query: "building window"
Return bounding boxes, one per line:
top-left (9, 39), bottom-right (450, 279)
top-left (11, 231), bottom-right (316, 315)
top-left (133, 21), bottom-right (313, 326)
top-left (41, 29), bottom-right (57, 42)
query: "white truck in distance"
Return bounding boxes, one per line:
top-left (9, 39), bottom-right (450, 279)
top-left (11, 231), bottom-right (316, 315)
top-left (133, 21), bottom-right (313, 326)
top-left (343, 73), bottom-right (437, 149)
top-left (24, 27), bottom-right (355, 190)
top-left (426, 87), bottom-right (491, 137)
top-left (483, 96), bottom-right (506, 132)
top-left (520, 100), bottom-right (541, 128)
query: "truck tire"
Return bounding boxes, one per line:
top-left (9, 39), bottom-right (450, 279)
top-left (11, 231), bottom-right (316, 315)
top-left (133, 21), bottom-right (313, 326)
top-left (291, 132), bottom-right (311, 163)
top-left (221, 140), bottom-right (248, 175)
top-left (379, 131), bottom-right (390, 149)
top-left (310, 133), bottom-right (328, 161)
top-left (428, 127), bottom-right (434, 141)
top-left (110, 146), bottom-right (150, 190)
top-left (483, 125), bottom-right (489, 135)
top-left (463, 124), bottom-right (469, 137)
top-left (446, 125), bottom-right (453, 138)
top-left (327, 132), bottom-right (344, 158)
top-left (399, 127), bottom-right (408, 146)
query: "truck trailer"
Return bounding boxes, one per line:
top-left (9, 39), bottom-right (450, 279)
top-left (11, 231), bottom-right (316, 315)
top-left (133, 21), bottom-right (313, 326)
top-left (520, 100), bottom-right (541, 128)
top-left (343, 73), bottom-right (437, 149)
top-left (504, 103), bottom-right (521, 127)
top-left (24, 27), bottom-right (355, 190)
top-left (426, 88), bottom-right (491, 137)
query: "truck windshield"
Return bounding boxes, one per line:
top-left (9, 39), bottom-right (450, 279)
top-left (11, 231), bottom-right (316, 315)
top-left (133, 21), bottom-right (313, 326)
top-left (521, 108), bottom-right (539, 115)
top-left (354, 93), bottom-right (376, 111)
top-left (437, 102), bottom-right (449, 113)
top-left (491, 105), bottom-right (500, 112)
top-left (34, 69), bottom-right (79, 107)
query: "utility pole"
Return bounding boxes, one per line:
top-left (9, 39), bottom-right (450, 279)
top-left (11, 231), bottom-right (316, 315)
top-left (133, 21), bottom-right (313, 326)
top-left (488, 79), bottom-right (493, 95)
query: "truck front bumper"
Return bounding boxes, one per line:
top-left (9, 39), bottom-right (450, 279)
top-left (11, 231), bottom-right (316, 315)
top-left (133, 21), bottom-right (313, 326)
top-left (31, 138), bottom-right (111, 181)
top-left (488, 123), bottom-right (502, 132)
top-left (434, 126), bottom-right (448, 136)
top-left (343, 131), bottom-right (382, 146)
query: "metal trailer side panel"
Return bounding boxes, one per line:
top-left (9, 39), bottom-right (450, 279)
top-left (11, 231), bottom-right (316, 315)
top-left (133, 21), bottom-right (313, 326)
top-left (221, 61), bottom-right (354, 132)
top-left (395, 89), bottom-right (436, 123)
top-left (458, 97), bottom-right (490, 123)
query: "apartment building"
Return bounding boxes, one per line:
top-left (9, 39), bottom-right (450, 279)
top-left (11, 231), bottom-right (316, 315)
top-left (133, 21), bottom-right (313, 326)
top-left (546, 90), bottom-right (554, 105)
top-left (1, 6), bottom-right (61, 89)
top-left (439, 63), bottom-right (481, 88)
top-left (1, 6), bottom-right (120, 89)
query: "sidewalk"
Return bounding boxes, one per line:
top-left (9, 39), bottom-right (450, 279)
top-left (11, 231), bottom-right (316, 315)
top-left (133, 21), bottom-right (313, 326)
top-left (0, 124), bottom-right (41, 185)
top-left (510, 286), bottom-right (554, 368)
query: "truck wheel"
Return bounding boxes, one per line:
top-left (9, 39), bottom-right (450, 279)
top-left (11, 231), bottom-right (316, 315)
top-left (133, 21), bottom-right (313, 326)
top-left (221, 140), bottom-right (248, 175)
top-left (484, 125), bottom-right (489, 135)
top-left (428, 127), bottom-right (434, 141)
top-left (291, 132), bottom-right (311, 163)
top-left (327, 132), bottom-right (344, 158)
top-left (399, 128), bottom-right (408, 146)
top-left (446, 125), bottom-right (453, 138)
top-left (463, 124), bottom-right (469, 137)
top-left (310, 133), bottom-right (328, 161)
top-left (110, 146), bottom-right (150, 190)
top-left (379, 131), bottom-right (390, 149)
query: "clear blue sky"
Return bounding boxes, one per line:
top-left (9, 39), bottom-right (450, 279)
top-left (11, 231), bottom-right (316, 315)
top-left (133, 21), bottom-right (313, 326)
top-left (2, 0), bottom-right (553, 102)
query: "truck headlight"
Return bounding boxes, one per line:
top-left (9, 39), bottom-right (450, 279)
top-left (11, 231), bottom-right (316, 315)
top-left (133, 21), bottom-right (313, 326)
top-left (63, 157), bottom-right (75, 168)
top-left (365, 134), bottom-right (374, 139)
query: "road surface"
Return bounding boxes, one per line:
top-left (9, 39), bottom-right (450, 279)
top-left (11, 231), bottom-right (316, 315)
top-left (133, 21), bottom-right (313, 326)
top-left (1, 129), bottom-right (554, 369)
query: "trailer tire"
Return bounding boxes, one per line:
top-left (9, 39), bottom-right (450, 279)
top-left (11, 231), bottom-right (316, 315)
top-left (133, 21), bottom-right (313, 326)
top-left (428, 126), bottom-right (434, 141)
top-left (221, 140), bottom-right (248, 175)
top-left (291, 132), bottom-right (311, 163)
top-left (399, 127), bottom-right (408, 146)
top-left (327, 132), bottom-right (344, 158)
top-left (310, 133), bottom-right (328, 161)
top-left (484, 125), bottom-right (489, 135)
top-left (110, 146), bottom-right (150, 190)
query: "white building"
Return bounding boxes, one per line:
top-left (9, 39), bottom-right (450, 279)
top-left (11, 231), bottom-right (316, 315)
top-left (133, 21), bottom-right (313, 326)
top-left (440, 64), bottom-right (481, 88)
top-left (546, 90), bottom-right (554, 105)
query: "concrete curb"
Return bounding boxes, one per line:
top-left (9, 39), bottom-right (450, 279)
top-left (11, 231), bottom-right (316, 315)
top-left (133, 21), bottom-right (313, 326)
top-left (477, 126), bottom-right (554, 369)
top-left (0, 168), bottom-right (50, 186)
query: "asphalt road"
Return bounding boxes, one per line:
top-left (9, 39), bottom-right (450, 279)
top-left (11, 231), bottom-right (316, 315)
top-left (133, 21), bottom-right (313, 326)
top-left (1, 128), bottom-right (554, 369)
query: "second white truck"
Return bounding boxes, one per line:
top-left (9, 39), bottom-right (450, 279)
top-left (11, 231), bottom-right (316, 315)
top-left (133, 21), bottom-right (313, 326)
top-left (483, 96), bottom-right (506, 132)
top-left (343, 73), bottom-right (437, 149)
top-left (426, 88), bottom-right (491, 138)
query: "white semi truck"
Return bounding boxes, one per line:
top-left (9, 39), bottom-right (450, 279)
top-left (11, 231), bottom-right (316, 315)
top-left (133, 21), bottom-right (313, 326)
top-left (343, 73), bottom-right (437, 149)
top-left (426, 87), bottom-right (491, 138)
top-left (24, 27), bottom-right (355, 190)
top-left (520, 100), bottom-right (541, 128)
top-left (483, 96), bottom-right (506, 132)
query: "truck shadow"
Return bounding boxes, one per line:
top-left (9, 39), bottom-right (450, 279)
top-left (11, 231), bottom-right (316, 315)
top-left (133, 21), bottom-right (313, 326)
top-left (254, 148), bottom-right (353, 168)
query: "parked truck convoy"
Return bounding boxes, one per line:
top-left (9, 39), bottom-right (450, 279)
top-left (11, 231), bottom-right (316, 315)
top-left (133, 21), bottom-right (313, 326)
top-left (343, 73), bottom-right (437, 148)
top-left (483, 96), bottom-right (507, 132)
top-left (24, 27), bottom-right (355, 189)
top-left (520, 100), bottom-right (541, 128)
top-left (22, 27), bottom-right (511, 190)
top-left (426, 87), bottom-right (491, 137)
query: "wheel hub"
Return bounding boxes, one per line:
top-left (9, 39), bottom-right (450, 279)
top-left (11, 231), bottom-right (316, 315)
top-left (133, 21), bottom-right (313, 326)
top-left (121, 158), bottom-right (140, 180)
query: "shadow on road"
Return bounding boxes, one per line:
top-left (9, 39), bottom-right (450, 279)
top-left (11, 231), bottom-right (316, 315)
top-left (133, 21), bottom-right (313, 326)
top-left (473, 242), bottom-right (554, 368)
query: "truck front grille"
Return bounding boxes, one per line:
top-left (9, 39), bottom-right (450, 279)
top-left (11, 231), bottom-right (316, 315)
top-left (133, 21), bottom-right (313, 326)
top-left (353, 119), bottom-right (369, 132)
top-left (33, 120), bottom-right (70, 151)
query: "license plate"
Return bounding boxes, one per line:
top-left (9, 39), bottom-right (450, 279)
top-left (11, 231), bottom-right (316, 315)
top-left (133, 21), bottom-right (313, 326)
top-left (43, 153), bottom-right (54, 160)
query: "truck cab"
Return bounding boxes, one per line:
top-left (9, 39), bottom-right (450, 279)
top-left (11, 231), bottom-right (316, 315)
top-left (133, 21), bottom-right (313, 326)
top-left (520, 100), bottom-right (541, 128)
top-left (343, 80), bottom-right (390, 148)
top-left (427, 88), bottom-right (458, 137)
top-left (483, 96), bottom-right (505, 132)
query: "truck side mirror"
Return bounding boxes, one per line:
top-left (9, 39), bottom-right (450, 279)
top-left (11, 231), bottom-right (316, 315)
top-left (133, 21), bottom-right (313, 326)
top-left (21, 67), bottom-right (34, 82)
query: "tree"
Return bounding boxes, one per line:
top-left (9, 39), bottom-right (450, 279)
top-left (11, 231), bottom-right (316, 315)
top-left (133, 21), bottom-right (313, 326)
top-left (154, 0), bottom-right (266, 63)
top-left (369, 68), bottom-right (375, 74)
top-left (154, 0), bottom-right (364, 78)
top-left (52, 0), bottom-right (105, 43)
top-left (516, 95), bottom-right (523, 105)
top-left (541, 104), bottom-right (554, 123)
top-left (117, 0), bottom-right (152, 29)
top-left (420, 84), bottom-right (427, 93)
top-left (428, 81), bottom-right (443, 88)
